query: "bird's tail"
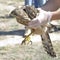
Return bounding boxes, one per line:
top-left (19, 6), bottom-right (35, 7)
top-left (41, 32), bottom-right (56, 57)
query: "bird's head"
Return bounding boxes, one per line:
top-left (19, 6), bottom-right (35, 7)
top-left (9, 8), bottom-right (21, 17)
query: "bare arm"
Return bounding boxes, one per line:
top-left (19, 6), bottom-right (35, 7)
top-left (51, 8), bottom-right (60, 20)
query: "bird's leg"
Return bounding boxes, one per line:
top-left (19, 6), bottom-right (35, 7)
top-left (21, 29), bottom-right (34, 45)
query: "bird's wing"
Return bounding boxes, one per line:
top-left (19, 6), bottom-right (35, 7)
top-left (41, 32), bottom-right (56, 57)
top-left (10, 6), bottom-right (56, 57)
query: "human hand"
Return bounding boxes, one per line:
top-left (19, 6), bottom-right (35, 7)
top-left (28, 9), bottom-right (52, 29)
top-left (56, 8), bottom-right (60, 13)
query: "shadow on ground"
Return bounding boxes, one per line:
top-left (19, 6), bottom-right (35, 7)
top-left (0, 29), bottom-right (25, 36)
top-left (0, 15), bottom-right (14, 19)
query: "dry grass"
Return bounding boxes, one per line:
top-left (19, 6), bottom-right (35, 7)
top-left (0, 41), bottom-right (60, 60)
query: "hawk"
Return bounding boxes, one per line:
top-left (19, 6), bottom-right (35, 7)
top-left (10, 6), bottom-right (56, 57)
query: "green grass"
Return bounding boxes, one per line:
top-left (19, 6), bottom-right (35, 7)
top-left (0, 41), bottom-right (60, 60)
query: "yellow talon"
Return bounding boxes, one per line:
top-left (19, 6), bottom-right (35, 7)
top-left (24, 36), bottom-right (31, 44)
top-left (25, 36), bottom-right (31, 41)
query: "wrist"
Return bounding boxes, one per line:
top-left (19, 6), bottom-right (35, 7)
top-left (47, 12), bottom-right (53, 22)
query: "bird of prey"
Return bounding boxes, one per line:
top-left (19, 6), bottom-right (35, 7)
top-left (10, 6), bottom-right (56, 57)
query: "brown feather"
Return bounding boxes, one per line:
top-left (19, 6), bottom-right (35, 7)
top-left (10, 6), bottom-right (56, 57)
top-left (41, 32), bottom-right (56, 57)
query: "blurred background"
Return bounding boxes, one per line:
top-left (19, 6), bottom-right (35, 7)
top-left (0, 0), bottom-right (60, 60)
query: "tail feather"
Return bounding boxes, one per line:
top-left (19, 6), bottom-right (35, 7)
top-left (41, 32), bottom-right (56, 57)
